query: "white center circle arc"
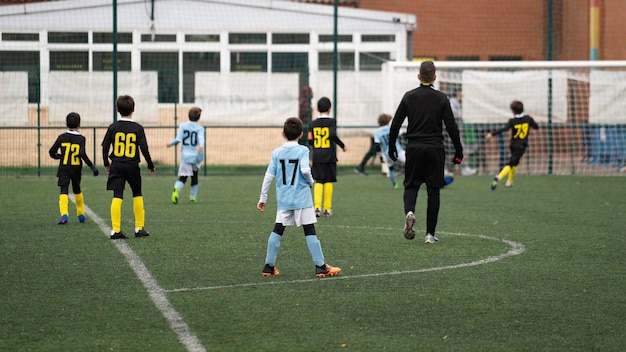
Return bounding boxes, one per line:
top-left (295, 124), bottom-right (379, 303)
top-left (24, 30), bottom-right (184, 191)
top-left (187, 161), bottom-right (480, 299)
top-left (165, 230), bottom-right (525, 293)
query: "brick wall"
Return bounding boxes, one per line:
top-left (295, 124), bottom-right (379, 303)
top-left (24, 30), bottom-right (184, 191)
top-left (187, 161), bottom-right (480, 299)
top-left (360, 0), bottom-right (624, 61)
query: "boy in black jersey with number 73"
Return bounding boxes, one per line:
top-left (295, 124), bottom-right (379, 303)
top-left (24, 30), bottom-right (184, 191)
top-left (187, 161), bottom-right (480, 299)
top-left (102, 95), bottom-right (155, 239)
top-left (486, 100), bottom-right (539, 190)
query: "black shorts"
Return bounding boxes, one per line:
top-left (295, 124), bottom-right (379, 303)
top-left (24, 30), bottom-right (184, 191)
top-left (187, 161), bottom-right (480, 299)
top-left (508, 144), bottom-right (527, 166)
top-left (404, 143), bottom-right (445, 189)
top-left (312, 162), bottom-right (337, 183)
top-left (107, 162), bottom-right (142, 197)
top-left (57, 166), bottom-right (82, 193)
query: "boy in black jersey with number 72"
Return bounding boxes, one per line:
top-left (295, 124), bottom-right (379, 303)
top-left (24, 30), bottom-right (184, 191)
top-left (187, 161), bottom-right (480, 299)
top-left (49, 112), bottom-right (99, 225)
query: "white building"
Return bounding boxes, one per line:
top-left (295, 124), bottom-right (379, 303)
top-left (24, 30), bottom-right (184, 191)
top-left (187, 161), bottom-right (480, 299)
top-left (0, 0), bottom-right (416, 125)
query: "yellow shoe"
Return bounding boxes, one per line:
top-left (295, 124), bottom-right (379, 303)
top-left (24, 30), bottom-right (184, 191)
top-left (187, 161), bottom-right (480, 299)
top-left (171, 188), bottom-right (179, 204)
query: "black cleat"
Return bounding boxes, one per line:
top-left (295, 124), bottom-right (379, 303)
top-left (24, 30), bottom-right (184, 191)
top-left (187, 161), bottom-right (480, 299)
top-left (110, 232), bottom-right (127, 240)
top-left (135, 229), bottom-right (150, 238)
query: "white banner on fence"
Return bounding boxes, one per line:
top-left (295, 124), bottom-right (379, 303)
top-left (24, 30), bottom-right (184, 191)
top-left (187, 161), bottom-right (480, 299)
top-left (195, 72), bottom-right (299, 125)
top-left (310, 71), bottom-right (385, 126)
top-left (0, 72), bottom-right (29, 126)
top-left (48, 72), bottom-right (158, 125)
top-left (589, 70), bottom-right (626, 124)
top-left (461, 70), bottom-right (568, 124)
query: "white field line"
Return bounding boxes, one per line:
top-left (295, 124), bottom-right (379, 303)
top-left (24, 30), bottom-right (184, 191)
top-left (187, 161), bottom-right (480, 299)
top-left (165, 228), bottom-right (525, 293)
top-left (71, 196), bottom-right (206, 352)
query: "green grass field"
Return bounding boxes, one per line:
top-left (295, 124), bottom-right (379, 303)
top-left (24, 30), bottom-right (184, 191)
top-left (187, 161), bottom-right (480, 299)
top-left (1, 171), bottom-right (624, 351)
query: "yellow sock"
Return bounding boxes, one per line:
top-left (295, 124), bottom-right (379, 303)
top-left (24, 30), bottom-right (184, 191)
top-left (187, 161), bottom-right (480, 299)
top-left (133, 196), bottom-right (145, 230)
top-left (75, 192), bottom-right (84, 216)
top-left (508, 166), bottom-right (517, 184)
top-left (111, 197), bottom-right (123, 233)
top-left (314, 183), bottom-right (323, 209)
top-left (59, 194), bottom-right (69, 216)
top-left (323, 182), bottom-right (333, 210)
top-left (497, 165), bottom-right (511, 181)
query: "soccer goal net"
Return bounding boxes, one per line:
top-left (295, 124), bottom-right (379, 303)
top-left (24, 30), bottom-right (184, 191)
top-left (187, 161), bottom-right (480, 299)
top-left (384, 60), bottom-right (626, 176)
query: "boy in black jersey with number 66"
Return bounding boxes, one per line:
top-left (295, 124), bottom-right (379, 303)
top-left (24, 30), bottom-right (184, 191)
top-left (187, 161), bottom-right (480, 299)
top-left (102, 95), bottom-right (155, 239)
top-left (49, 112), bottom-right (99, 225)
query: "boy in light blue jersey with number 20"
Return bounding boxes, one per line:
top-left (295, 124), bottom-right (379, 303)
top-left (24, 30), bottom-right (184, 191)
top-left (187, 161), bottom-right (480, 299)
top-left (167, 107), bottom-right (205, 204)
top-left (257, 117), bottom-right (341, 278)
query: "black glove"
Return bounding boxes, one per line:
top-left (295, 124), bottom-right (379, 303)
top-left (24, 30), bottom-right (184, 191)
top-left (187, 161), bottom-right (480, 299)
top-left (91, 165), bottom-right (99, 176)
top-left (452, 151), bottom-right (463, 165)
top-left (388, 143), bottom-right (398, 162)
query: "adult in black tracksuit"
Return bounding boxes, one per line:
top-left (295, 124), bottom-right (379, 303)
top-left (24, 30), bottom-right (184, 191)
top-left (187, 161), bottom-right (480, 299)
top-left (388, 61), bottom-right (463, 244)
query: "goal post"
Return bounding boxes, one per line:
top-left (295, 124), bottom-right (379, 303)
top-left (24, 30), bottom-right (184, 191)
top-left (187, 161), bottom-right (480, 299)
top-left (383, 60), bottom-right (626, 176)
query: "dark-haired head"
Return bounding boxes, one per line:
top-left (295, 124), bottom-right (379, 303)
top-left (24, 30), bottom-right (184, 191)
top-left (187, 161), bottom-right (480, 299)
top-left (377, 113), bottom-right (392, 126)
top-left (66, 112), bottom-right (81, 129)
top-left (189, 107), bottom-right (202, 121)
top-left (317, 97), bottom-right (331, 113)
top-left (419, 61), bottom-right (436, 84)
top-left (116, 95), bottom-right (135, 117)
top-left (510, 100), bottom-right (524, 115)
top-left (283, 117), bottom-right (303, 141)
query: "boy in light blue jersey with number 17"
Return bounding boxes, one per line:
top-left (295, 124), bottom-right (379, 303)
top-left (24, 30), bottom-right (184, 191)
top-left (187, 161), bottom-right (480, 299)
top-left (167, 107), bottom-right (205, 204)
top-left (257, 117), bottom-right (341, 278)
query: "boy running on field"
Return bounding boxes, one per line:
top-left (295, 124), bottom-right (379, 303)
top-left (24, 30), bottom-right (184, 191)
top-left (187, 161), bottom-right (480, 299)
top-left (486, 100), bottom-right (539, 190)
top-left (167, 107), bottom-right (205, 204)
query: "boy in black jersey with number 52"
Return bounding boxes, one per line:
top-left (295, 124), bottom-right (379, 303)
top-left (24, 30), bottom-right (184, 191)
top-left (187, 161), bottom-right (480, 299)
top-left (308, 97), bottom-right (346, 217)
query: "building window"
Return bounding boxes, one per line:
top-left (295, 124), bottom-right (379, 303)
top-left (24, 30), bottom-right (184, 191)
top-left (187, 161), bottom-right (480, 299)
top-left (2, 33), bottom-right (39, 42)
top-left (185, 34), bottom-right (220, 43)
top-left (141, 34), bottom-right (177, 42)
top-left (359, 52), bottom-right (390, 71)
top-left (229, 33), bottom-right (266, 44)
top-left (361, 34), bottom-right (395, 42)
top-left (0, 51), bottom-right (40, 102)
top-left (272, 33), bottom-right (310, 44)
top-left (489, 56), bottom-right (522, 61)
top-left (93, 32), bottom-right (132, 44)
top-left (319, 52), bottom-right (354, 71)
top-left (230, 52), bottom-right (267, 72)
top-left (272, 53), bottom-right (308, 73)
top-left (141, 52), bottom-right (179, 103)
top-left (319, 34), bottom-right (352, 42)
top-left (183, 52), bottom-right (220, 103)
top-left (447, 56), bottom-right (479, 61)
top-left (93, 52), bottom-right (132, 71)
top-left (50, 51), bottom-right (88, 71)
top-left (48, 32), bottom-right (88, 44)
